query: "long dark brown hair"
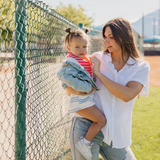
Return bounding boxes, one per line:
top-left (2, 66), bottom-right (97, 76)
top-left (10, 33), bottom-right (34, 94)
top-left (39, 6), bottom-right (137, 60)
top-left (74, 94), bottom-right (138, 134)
top-left (102, 18), bottom-right (140, 62)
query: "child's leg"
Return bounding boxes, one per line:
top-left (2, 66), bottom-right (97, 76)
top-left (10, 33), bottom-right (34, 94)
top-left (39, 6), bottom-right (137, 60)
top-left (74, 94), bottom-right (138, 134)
top-left (76, 105), bottom-right (107, 142)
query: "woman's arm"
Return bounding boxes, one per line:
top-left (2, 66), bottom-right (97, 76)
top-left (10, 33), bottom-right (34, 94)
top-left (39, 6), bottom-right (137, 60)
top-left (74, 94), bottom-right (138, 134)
top-left (90, 56), bottom-right (143, 102)
top-left (96, 73), bottom-right (143, 102)
top-left (65, 86), bottom-right (95, 96)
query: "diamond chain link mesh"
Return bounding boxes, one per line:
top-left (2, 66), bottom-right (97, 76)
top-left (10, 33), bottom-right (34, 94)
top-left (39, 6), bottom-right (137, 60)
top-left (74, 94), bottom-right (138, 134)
top-left (0, 0), bottom-right (103, 159)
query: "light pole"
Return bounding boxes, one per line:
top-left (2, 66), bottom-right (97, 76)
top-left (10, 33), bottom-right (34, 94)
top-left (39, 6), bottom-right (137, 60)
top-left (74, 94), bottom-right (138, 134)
top-left (159, 0), bottom-right (160, 35)
top-left (153, 17), bottom-right (155, 50)
top-left (142, 13), bottom-right (144, 53)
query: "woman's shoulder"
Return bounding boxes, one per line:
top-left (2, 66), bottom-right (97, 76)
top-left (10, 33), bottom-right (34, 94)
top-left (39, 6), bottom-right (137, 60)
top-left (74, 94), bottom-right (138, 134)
top-left (136, 58), bottom-right (150, 69)
top-left (91, 51), bottom-right (110, 58)
top-left (133, 58), bottom-right (150, 74)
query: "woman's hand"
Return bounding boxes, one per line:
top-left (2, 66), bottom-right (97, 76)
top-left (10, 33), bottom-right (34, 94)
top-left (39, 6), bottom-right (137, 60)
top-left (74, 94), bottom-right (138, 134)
top-left (65, 86), bottom-right (94, 96)
top-left (88, 87), bottom-right (95, 94)
top-left (90, 56), bottom-right (101, 76)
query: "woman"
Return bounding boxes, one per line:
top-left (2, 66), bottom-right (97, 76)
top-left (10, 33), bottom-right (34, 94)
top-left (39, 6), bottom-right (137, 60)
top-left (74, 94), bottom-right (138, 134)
top-left (66, 18), bottom-right (150, 160)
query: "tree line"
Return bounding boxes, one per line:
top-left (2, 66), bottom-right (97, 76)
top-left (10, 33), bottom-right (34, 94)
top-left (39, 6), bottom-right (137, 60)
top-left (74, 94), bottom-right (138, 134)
top-left (0, 1), bottom-right (94, 51)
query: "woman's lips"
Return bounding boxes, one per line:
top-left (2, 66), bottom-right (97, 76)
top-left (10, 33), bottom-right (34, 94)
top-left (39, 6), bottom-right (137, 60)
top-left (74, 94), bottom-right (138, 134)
top-left (107, 46), bottom-right (112, 49)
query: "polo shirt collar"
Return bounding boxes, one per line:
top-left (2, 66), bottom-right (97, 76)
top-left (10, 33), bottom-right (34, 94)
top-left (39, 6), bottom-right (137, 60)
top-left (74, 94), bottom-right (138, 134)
top-left (103, 52), bottom-right (112, 63)
top-left (104, 52), bottom-right (137, 66)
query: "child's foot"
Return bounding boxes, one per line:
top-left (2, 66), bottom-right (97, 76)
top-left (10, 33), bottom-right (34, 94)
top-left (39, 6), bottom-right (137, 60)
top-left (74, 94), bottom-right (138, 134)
top-left (76, 138), bottom-right (92, 160)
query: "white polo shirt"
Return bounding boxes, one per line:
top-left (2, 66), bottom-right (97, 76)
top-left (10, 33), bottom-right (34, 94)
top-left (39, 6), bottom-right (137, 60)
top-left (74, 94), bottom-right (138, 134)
top-left (92, 51), bottom-right (150, 148)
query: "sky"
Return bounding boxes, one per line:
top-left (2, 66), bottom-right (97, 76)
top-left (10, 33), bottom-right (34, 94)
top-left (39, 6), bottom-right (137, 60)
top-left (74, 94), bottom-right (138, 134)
top-left (41, 0), bottom-right (160, 26)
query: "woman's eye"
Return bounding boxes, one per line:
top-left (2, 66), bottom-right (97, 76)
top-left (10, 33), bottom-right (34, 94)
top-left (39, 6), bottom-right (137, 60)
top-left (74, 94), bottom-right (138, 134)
top-left (109, 37), bottom-right (114, 39)
top-left (83, 46), bottom-right (87, 48)
top-left (76, 47), bottom-right (79, 48)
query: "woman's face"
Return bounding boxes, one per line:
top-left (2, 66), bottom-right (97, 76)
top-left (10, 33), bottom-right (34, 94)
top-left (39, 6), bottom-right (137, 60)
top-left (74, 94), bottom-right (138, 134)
top-left (104, 26), bottom-right (121, 53)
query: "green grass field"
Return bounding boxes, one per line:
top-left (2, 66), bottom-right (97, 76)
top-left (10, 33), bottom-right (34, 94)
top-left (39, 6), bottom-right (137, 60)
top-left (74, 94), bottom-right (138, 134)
top-left (131, 87), bottom-right (160, 160)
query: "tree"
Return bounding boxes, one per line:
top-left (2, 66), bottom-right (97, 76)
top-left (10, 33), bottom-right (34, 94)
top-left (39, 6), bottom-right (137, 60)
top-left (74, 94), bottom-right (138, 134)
top-left (0, 0), bottom-right (15, 51)
top-left (55, 3), bottom-right (94, 27)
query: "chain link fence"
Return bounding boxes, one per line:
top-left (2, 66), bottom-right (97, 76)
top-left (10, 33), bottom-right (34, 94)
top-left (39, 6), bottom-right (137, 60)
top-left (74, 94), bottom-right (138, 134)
top-left (0, 0), bottom-right (103, 159)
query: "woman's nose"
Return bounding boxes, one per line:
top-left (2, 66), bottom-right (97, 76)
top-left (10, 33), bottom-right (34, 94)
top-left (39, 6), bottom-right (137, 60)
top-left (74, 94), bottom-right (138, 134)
top-left (104, 37), bottom-right (110, 42)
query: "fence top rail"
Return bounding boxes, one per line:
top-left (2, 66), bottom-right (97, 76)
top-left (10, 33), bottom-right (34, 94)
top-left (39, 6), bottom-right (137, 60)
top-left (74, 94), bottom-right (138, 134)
top-left (26, 0), bottom-right (101, 33)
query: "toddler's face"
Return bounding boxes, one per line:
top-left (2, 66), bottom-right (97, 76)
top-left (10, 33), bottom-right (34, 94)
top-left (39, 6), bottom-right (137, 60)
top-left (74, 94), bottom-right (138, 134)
top-left (67, 37), bottom-right (89, 58)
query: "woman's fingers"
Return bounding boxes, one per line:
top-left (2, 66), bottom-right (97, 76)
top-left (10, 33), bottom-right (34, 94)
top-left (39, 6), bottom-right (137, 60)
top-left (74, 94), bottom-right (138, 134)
top-left (88, 87), bottom-right (94, 94)
top-left (79, 92), bottom-right (87, 96)
top-left (90, 56), bottom-right (101, 75)
top-left (90, 56), bottom-right (100, 64)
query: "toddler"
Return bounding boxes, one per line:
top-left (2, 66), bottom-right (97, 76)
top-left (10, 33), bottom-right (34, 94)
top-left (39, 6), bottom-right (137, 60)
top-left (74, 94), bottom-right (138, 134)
top-left (57, 28), bottom-right (106, 160)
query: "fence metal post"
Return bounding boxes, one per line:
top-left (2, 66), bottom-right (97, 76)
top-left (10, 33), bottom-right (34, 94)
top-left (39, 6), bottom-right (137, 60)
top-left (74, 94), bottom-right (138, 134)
top-left (15, 0), bottom-right (27, 159)
top-left (79, 23), bottom-right (83, 28)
